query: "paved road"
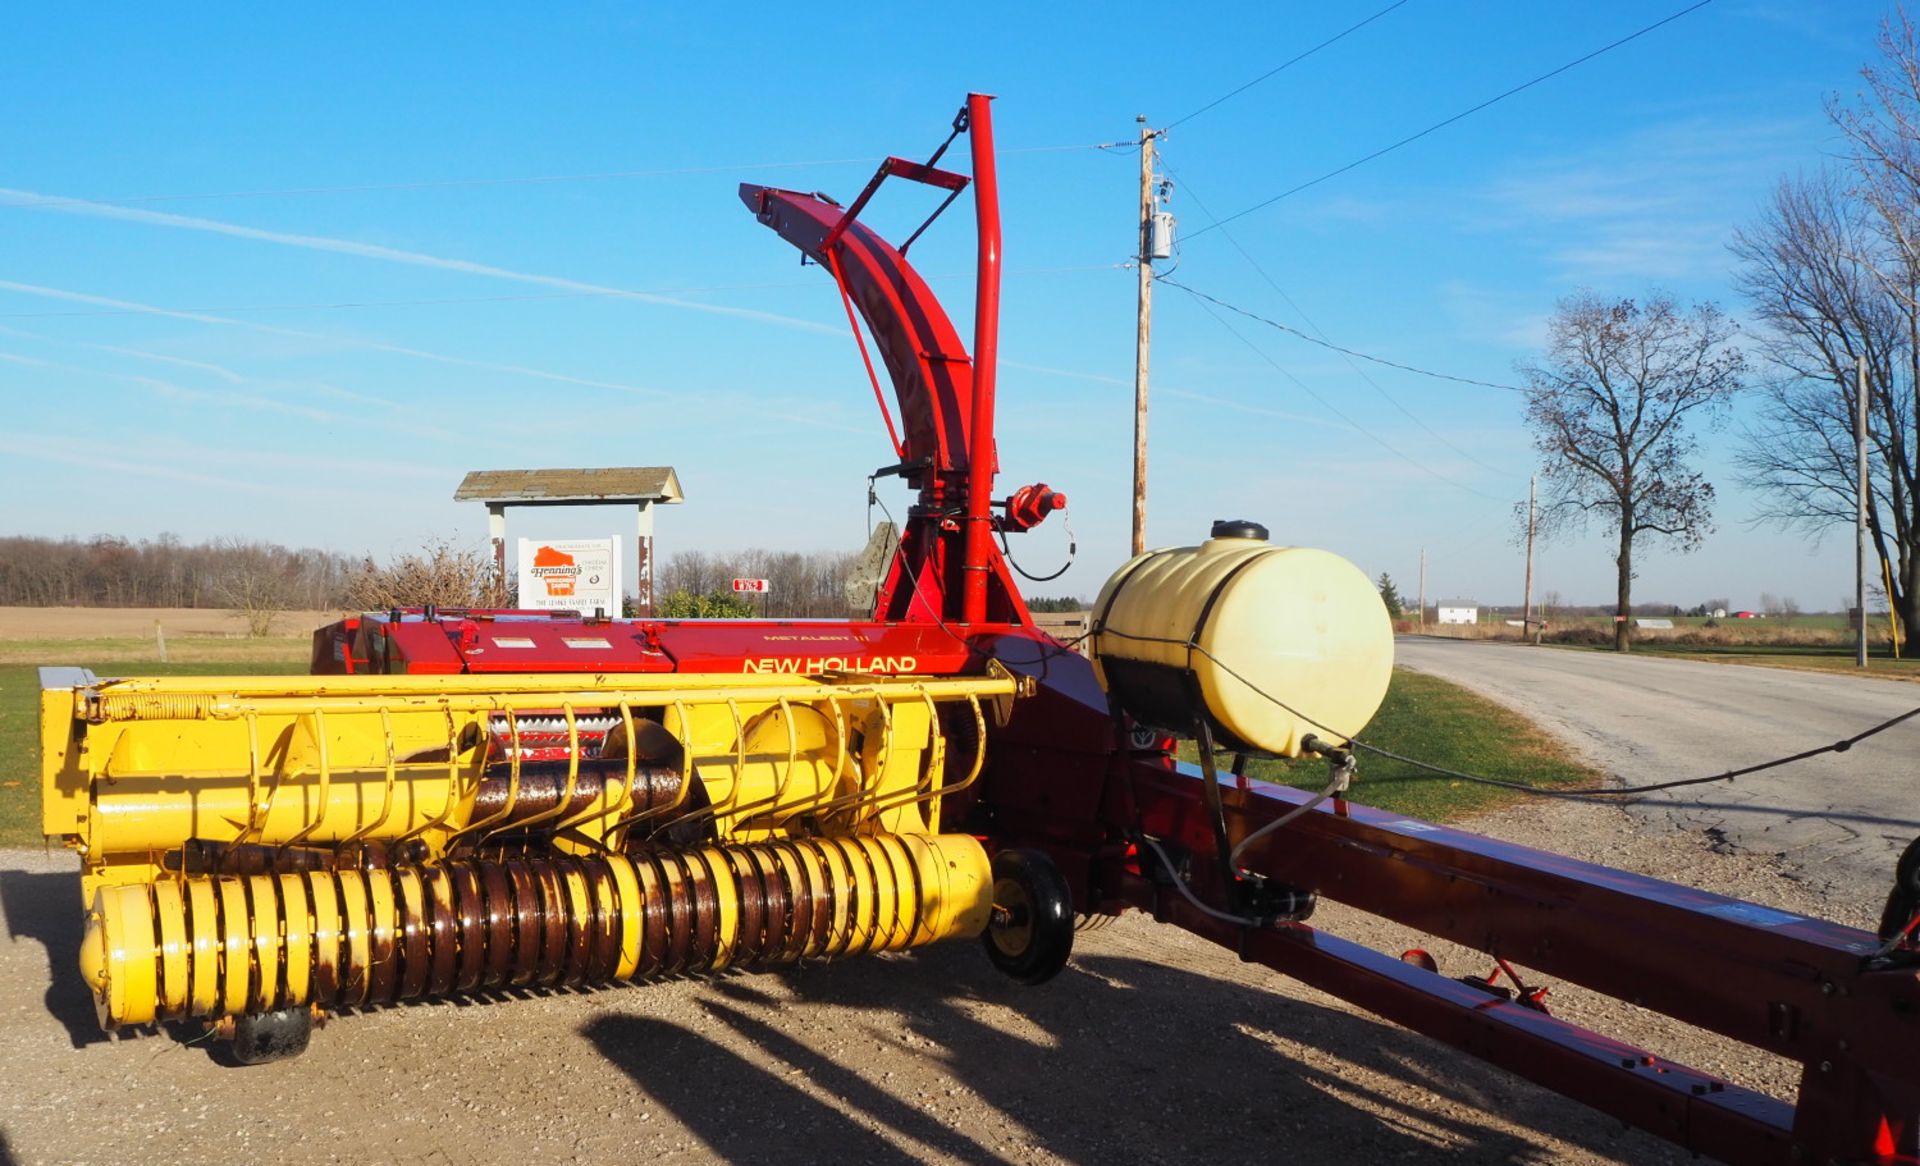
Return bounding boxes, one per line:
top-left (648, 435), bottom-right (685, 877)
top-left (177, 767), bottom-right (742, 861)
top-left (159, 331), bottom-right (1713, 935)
top-left (1394, 637), bottom-right (1920, 890)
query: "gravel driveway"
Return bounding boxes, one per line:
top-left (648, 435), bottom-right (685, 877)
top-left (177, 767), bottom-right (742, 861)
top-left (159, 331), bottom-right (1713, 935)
top-left (1396, 636), bottom-right (1920, 895)
top-left (0, 794), bottom-right (1874, 1166)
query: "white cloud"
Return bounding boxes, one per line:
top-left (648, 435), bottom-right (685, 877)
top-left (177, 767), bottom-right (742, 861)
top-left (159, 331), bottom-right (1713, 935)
top-left (1475, 114), bottom-right (1821, 283)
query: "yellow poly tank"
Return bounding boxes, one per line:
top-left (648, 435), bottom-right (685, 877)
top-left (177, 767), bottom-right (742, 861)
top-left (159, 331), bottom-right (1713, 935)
top-left (1089, 520), bottom-right (1393, 756)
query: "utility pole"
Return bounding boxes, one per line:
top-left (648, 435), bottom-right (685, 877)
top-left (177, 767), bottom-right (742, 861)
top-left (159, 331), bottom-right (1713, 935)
top-left (1131, 116), bottom-right (1160, 557)
top-left (1418, 547), bottom-right (1426, 628)
top-left (1524, 475), bottom-right (1536, 645)
top-left (1858, 354), bottom-right (1869, 669)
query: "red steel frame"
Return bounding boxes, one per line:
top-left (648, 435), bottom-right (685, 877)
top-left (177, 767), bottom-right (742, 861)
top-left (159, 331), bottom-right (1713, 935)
top-left (313, 95), bottom-right (1920, 1164)
top-left (1130, 767), bottom-right (1920, 1163)
top-left (973, 630), bottom-right (1920, 1165)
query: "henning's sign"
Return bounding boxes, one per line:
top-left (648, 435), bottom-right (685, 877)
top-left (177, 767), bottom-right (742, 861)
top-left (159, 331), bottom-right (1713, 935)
top-left (517, 537), bottom-right (622, 614)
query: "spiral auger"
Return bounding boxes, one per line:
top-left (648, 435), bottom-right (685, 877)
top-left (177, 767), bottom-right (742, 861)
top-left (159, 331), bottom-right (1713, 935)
top-left (43, 667), bottom-right (1025, 1054)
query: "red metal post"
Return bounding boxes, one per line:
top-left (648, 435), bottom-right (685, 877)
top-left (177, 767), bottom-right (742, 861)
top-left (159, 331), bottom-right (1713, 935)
top-left (961, 91), bottom-right (1000, 626)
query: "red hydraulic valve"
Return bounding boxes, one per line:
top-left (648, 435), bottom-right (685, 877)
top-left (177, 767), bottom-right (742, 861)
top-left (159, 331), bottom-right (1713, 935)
top-left (1003, 483), bottom-right (1066, 532)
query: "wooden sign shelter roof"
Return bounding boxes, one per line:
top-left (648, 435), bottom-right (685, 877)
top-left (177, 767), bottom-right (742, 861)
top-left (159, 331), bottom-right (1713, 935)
top-left (454, 467), bottom-right (683, 506)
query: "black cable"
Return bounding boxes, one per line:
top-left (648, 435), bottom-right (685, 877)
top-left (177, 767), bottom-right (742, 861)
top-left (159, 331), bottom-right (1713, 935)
top-left (1347, 709), bottom-right (1920, 798)
top-left (1090, 625), bottom-right (1920, 801)
top-left (999, 532), bottom-right (1075, 582)
top-left (1159, 276), bottom-right (1529, 394)
top-left (1166, 1), bottom-right (1414, 131)
top-left (997, 510), bottom-right (1077, 583)
top-left (862, 474), bottom-right (976, 658)
top-left (1185, 0), bottom-right (1715, 240)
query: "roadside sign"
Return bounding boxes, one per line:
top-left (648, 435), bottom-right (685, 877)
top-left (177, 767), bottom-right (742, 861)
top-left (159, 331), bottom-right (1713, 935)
top-left (732, 578), bottom-right (770, 593)
top-left (518, 537), bottom-right (621, 614)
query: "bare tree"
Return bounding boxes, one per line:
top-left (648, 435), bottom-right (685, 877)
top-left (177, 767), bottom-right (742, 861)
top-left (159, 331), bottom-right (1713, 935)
top-left (1733, 14), bottom-right (1920, 651)
top-left (1520, 292), bottom-right (1745, 651)
top-left (657, 547), bottom-right (865, 618)
top-left (213, 539), bottom-right (298, 637)
top-left (343, 539), bottom-right (503, 610)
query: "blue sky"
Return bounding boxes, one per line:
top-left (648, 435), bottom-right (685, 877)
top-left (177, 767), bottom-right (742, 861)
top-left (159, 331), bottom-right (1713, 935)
top-left (0, 2), bottom-right (1887, 611)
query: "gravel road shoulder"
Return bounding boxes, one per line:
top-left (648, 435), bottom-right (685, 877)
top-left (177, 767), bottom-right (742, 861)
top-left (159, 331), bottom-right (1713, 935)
top-left (0, 796), bottom-right (1866, 1166)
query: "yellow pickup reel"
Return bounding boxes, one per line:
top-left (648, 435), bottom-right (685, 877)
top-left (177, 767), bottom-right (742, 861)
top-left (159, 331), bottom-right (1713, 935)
top-left (41, 666), bottom-right (1027, 1061)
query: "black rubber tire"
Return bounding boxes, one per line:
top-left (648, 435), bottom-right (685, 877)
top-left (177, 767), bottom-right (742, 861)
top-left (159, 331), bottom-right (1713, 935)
top-left (1880, 836), bottom-right (1920, 942)
top-left (230, 1007), bottom-right (313, 1065)
top-left (982, 848), bottom-right (1074, 985)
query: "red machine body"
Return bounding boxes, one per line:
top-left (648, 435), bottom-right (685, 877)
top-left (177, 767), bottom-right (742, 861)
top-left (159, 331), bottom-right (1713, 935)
top-left (311, 96), bottom-right (1920, 1165)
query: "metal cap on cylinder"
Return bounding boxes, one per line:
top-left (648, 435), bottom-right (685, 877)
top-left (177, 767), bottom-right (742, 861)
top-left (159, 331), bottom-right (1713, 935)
top-left (1088, 525), bottom-right (1392, 757)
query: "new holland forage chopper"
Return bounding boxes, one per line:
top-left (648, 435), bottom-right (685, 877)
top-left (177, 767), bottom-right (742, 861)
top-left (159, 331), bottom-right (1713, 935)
top-left (38, 95), bottom-right (1920, 1165)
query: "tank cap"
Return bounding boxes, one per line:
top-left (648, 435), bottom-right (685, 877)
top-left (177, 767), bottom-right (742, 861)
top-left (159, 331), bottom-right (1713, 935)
top-left (1209, 519), bottom-right (1270, 541)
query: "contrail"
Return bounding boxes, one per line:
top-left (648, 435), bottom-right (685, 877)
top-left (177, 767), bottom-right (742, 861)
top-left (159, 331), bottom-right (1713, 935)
top-left (0, 279), bottom-right (674, 398)
top-left (87, 343), bottom-right (247, 384)
top-left (0, 429), bottom-right (452, 494)
top-left (0, 279), bottom-right (867, 434)
top-left (0, 185), bottom-right (837, 335)
top-left (0, 432), bottom-right (259, 491)
top-left (0, 349), bottom-right (336, 423)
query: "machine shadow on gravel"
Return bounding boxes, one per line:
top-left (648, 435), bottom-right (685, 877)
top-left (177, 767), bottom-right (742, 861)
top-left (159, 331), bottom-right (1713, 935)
top-left (0, 869), bottom-right (107, 1048)
top-left (586, 939), bottom-right (1680, 1164)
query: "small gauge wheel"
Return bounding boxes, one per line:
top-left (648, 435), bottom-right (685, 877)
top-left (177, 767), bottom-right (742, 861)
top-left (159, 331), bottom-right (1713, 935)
top-left (229, 1007), bottom-right (313, 1065)
top-left (982, 848), bottom-right (1073, 985)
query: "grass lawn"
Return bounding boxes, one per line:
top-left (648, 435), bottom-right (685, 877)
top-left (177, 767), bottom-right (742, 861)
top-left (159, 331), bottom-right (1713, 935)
top-left (1686, 654), bottom-right (1920, 680)
top-left (0, 658), bottom-right (306, 847)
top-left (1554, 639), bottom-right (1920, 682)
top-left (1195, 668), bottom-right (1600, 821)
top-left (0, 636), bottom-right (312, 667)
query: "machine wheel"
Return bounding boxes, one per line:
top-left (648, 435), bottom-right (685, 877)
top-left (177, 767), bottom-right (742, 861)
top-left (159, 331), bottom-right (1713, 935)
top-left (982, 849), bottom-right (1073, 985)
top-left (229, 1007), bottom-right (312, 1065)
top-left (1880, 836), bottom-right (1920, 944)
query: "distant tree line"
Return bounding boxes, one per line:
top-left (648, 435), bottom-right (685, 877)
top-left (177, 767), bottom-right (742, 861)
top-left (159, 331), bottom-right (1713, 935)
top-left (0, 534), bottom-right (353, 609)
top-left (1466, 597), bottom-right (1826, 620)
top-left (656, 549), bottom-right (866, 618)
top-left (0, 534), bottom-right (1090, 623)
top-left (653, 549), bottom-right (1087, 619)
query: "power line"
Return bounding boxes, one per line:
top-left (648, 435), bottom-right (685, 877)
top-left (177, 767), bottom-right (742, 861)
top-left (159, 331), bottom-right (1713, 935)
top-left (0, 143), bottom-right (1111, 210)
top-left (1158, 276), bottom-right (1528, 393)
top-left (1167, 0), bottom-right (1414, 130)
top-left (1185, 0), bottom-right (1715, 240)
top-left (1156, 156), bottom-right (1522, 480)
top-left (1177, 282), bottom-right (1512, 503)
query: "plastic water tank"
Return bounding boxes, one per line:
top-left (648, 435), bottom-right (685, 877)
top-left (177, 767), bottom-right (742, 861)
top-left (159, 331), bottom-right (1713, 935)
top-left (1089, 520), bottom-right (1393, 756)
